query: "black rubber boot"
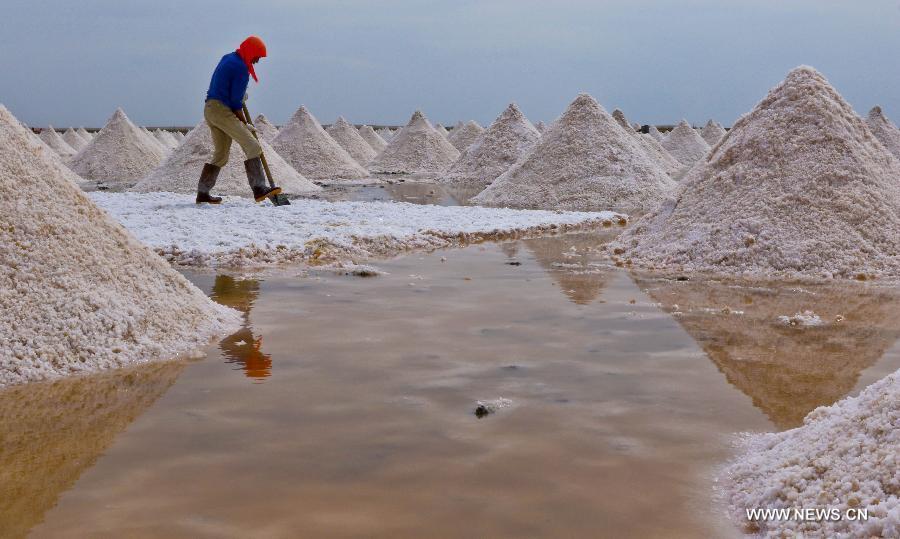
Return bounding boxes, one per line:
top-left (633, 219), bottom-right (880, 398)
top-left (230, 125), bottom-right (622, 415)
top-left (196, 163), bottom-right (222, 204)
top-left (244, 157), bottom-right (282, 202)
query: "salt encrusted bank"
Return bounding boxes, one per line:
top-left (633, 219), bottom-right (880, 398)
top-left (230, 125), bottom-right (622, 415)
top-left (612, 66), bottom-right (900, 281)
top-left (0, 105), bottom-right (241, 388)
top-left (90, 191), bottom-right (624, 268)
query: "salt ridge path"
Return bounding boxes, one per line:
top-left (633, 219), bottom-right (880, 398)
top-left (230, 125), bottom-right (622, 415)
top-left (0, 105), bottom-right (241, 387)
top-left (90, 191), bottom-right (623, 268)
top-left (613, 66), bottom-right (900, 280)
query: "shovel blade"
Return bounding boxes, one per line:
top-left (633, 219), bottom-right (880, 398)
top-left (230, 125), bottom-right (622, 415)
top-left (270, 193), bottom-right (291, 206)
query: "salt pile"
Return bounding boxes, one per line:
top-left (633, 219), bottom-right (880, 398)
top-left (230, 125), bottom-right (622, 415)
top-left (62, 128), bottom-right (88, 152)
top-left (358, 125), bottom-right (387, 153)
top-left (376, 127), bottom-right (394, 141)
top-left (0, 104), bottom-right (240, 387)
top-left (648, 125), bottom-right (664, 141)
top-left (700, 119), bottom-right (727, 145)
top-left (866, 106), bottom-right (900, 160)
top-left (368, 110), bottom-right (460, 174)
top-left (153, 130), bottom-right (178, 150)
top-left (612, 109), bottom-right (633, 131)
top-left (92, 191), bottom-right (622, 268)
top-left (535, 121), bottom-right (546, 133)
top-left (254, 114), bottom-right (280, 142)
top-left (39, 127), bottom-right (76, 158)
top-left (724, 368), bottom-right (900, 537)
top-left (325, 116), bottom-right (377, 165)
top-left (132, 120), bottom-right (320, 196)
top-left (77, 127), bottom-right (93, 140)
top-left (472, 93), bottom-right (676, 213)
top-left (141, 126), bottom-right (168, 153)
top-left (69, 108), bottom-right (167, 188)
top-left (271, 106), bottom-right (368, 180)
top-left (613, 66), bottom-right (900, 280)
top-left (661, 120), bottom-right (710, 166)
top-left (637, 133), bottom-right (684, 177)
top-left (440, 103), bottom-right (541, 189)
top-left (448, 120), bottom-right (485, 151)
top-left (434, 123), bottom-right (450, 138)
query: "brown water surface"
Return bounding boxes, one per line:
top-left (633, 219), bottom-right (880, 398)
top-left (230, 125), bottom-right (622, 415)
top-left (5, 234), bottom-right (900, 538)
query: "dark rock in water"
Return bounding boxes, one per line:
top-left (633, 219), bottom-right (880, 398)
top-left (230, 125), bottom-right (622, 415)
top-left (474, 404), bottom-right (492, 418)
top-left (473, 397), bottom-right (512, 418)
top-left (506, 261), bottom-right (522, 266)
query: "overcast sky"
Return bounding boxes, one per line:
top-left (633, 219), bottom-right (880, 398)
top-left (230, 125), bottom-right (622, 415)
top-left (3, 0), bottom-right (899, 128)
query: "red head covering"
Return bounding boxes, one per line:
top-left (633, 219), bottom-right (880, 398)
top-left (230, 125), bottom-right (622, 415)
top-left (237, 36), bottom-right (267, 83)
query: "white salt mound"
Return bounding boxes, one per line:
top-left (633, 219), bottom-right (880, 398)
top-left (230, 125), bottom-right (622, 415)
top-left (132, 120), bottom-right (320, 196)
top-left (0, 104), bottom-right (241, 388)
top-left (661, 120), bottom-right (710, 166)
top-left (253, 114), bottom-right (280, 143)
top-left (358, 125), bottom-right (387, 154)
top-left (648, 125), bottom-right (664, 141)
top-left (724, 367), bottom-right (900, 538)
top-left (326, 117), bottom-right (377, 165)
top-left (153, 130), bottom-right (177, 150)
top-left (440, 103), bottom-right (541, 189)
top-left (612, 109), bottom-right (632, 131)
top-left (434, 123), bottom-right (450, 138)
top-left (447, 120), bottom-right (485, 151)
top-left (700, 119), bottom-right (727, 145)
top-left (535, 121), bottom-right (546, 133)
top-left (142, 126), bottom-right (168, 154)
top-left (614, 66), bottom-right (900, 280)
top-left (77, 127), bottom-right (93, 140)
top-left (70, 108), bottom-right (167, 188)
top-left (866, 106), bottom-right (900, 160)
top-left (368, 110), bottom-right (460, 174)
top-left (39, 127), bottom-right (76, 158)
top-left (62, 128), bottom-right (88, 152)
top-left (271, 106), bottom-right (368, 180)
top-left (376, 127), bottom-right (394, 141)
top-left (473, 93), bottom-right (676, 213)
top-left (638, 133), bottom-right (684, 178)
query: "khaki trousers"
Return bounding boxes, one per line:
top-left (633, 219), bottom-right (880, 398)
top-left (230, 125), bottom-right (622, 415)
top-left (204, 99), bottom-right (262, 167)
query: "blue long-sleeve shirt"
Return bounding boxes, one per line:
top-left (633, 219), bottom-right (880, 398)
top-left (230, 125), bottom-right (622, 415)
top-left (206, 52), bottom-right (249, 111)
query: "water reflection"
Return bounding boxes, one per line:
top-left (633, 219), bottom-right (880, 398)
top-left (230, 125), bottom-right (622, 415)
top-left (0, 361), bottom-right (185, 537)
top-left (523, 233), bottom-right (615, 305)
top-left (210, 275), bottom-right (272, 381)
top-left (332, 183), bottom-right (465, 206)
top-left (634, 275), bottom-right (900, 429)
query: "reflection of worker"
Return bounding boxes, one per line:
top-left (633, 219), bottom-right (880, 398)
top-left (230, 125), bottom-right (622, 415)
top-left (211, 275), bottom-right (272, 381)
top-left (196, 36), bottom-right (281, 205)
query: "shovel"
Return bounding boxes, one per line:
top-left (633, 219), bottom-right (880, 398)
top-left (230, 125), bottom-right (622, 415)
top-left (241, 102), bottom-right (291, 206)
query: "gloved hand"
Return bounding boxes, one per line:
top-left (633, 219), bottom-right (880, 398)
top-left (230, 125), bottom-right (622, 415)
top-left (246, 123), bottom-right (257, 134)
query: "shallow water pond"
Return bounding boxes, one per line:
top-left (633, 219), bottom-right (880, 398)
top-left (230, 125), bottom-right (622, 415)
top-left (4, 233), bottom-right (900, 538)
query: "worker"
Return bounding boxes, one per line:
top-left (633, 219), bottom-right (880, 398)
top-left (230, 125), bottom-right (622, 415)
top-left (196, 36), bottom-right (281, 204)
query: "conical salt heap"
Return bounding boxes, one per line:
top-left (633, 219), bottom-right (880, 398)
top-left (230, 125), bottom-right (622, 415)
top-left (648, 125), bottom-right (664, 141)
top-left (358, 125), bottom-right (387, 153)
top-left (535, 121), bottom-right (546, 133)
top-left (153, 130), bottom-right (177, 150)
top-left (141, 126), bottom-right (168, 154)
top-left (440, 103), bottom-right (541, 189)
top-left (376, 127), bottom-right (394, 141)
top-left (69, 108), bottom-right (167, 188)
top-left (866, 106), bottom-right (900, 160)
top-left (434, 123), bottom-right (450, 138)
top-left (253, 114), bottom-right (280, 143)
top-left (132, 120), bottom-right (320, 196)
top-left (473, 94), bottom-right (676, 213)
top-left (272, 106), bottom-right (368, 180)
top-left (612, 109), bottom-right (633, 131)
top-left (700, 119), bottom-right (727, 145)
top-left (447, 120), bottom-right (484, 151)
top-left (661, 120), bottom-right (710, 166)
top-left (614, 66), bottom-right (900, 280)
top-left (0, 105), bottom-right (241, 387)
top-left (77, 127), bottom-right (92, 140)
top-left (326, 116), bottom-right (377, 165)
top-left (39, 127), bottom-right (76, 158)
top-left (62, 128), bottom-right (88, 152)
top-left (637, 133), bottom-right (684, 178)
top-left (368, 110), bottom-right (460, 174)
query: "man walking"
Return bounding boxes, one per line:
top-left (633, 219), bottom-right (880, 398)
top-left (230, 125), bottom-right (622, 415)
top-left (196, 36), bottom-right (281, 204)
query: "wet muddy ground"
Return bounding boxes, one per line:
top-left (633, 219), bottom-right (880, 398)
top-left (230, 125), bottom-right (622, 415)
top-left (4, 232), bottom-right (900, 538)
